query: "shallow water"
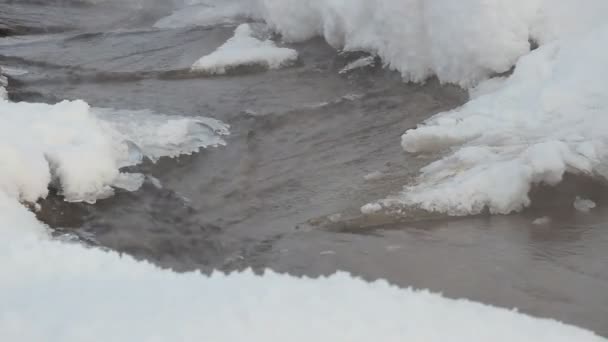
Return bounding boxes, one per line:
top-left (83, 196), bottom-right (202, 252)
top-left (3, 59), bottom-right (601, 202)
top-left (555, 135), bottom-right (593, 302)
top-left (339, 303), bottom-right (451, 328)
top-left (2, 1), bottom-right (607, 335)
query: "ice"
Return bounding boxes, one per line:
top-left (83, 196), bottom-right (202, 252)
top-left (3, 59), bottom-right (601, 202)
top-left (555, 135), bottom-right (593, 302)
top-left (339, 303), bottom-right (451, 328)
top-left (339, 56), bottom-right (376, 74)
top-left (0, 98), bottom-right (228, 204)
top-left (574, 197), bottom-right (596, 213)
top-left (191, 23), bottom-right (298, 74)
top-left (94, 107), bottom-right (228, 163)
top-left (533, 217), bottom-right (551, 225)
top-left (365, 24), bottom-right (608, 215)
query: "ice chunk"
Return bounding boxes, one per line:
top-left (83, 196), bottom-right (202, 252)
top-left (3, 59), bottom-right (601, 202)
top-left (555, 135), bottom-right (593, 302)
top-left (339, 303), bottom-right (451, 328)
top-left (191, 23), bottom-right (298, 74)
top-left (533, 216), bottom-right (551, 225)
top-left (574, 197), bottom-right (596, 213)
top-left (0, 191), bottom-right (606, 341)
top-left (339, 56), bottom-right (376, 74)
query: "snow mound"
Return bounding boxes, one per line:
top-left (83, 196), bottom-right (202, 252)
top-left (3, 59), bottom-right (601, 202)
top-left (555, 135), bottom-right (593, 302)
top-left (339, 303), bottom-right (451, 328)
top-left (255, 0), bottom-right (608, 86)
top-left (365, 25), bottom-right (608, 216)
top-left (191, 23), bottom-right (298, 74)
top-left (1, 196), bottom-right (606, 341)
top-left (0, 98), bottom-right (227, 204)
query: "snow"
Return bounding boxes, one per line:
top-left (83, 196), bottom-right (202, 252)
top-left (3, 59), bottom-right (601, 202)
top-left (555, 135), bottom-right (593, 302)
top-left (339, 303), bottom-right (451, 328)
top-left (191, 23), bottom-right (298, 74)
top-left (363, 24), bottom-right (608, 216)
top-left (1, 195), bottom-right (606, 341)
top-left (267, 0), bottom-right (608, 86)
top-left (0, 97), bottom-right (227, 204)
top-left (157, 0), bottom-right (607, 86)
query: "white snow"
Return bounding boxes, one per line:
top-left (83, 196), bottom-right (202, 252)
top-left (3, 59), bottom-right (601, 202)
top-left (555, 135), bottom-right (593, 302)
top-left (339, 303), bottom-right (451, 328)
top-left (191, 23), bottom-right (298, 74)
top-left (574, 197), bottom-right (596, 213)
top-left (252, 0), bottom-right (606, 86)
top-left (0, 98), bottom-right (227, 204)
top-left (1, 195), bottom-right (606, 341)
top-left (364, 23), bottom-right (608, 216)
top-left (361, 202), bottom-right (382, 214)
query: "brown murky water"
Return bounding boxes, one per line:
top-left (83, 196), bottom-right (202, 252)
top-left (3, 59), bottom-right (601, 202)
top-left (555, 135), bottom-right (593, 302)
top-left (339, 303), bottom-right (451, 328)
top-left (2, 0), bottom-right (607, 335)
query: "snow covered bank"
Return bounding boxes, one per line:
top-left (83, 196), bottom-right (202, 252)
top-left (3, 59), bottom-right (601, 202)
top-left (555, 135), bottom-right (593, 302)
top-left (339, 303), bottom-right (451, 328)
top-left (0, 98), bottom-right (228, 204)
top-left (191, 23), bottom-right (298, 74)
top-left (1, 196), bottom-right (606, 341)
top-left (364, 24), bottom-right (608, 215)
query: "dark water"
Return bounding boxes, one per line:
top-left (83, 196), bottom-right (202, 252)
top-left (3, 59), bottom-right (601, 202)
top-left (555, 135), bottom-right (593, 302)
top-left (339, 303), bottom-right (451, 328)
top-left (2, 1), bottom-right (607, 335)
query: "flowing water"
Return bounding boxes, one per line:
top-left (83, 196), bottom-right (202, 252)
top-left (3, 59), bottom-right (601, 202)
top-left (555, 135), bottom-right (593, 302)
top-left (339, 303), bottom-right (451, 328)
top-left (2, 0), bottom-right (607, 335)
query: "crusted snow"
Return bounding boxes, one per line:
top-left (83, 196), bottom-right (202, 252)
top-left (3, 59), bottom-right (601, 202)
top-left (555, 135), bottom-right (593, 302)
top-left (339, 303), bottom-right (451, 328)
top-left (191, 23), bottom-right (298, 74)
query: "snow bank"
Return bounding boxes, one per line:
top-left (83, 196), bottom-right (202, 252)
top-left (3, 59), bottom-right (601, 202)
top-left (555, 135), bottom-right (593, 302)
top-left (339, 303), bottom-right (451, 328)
top-left (365, 24), bottom-right (608, 215)
top-left (0, 93), bottom-right (604, 341)
top-left (0, 98), bottom-right (227, 204)
top-left (0, 196), bottom-right (605, 341)
top-left (191, 23), bottom-right (298, 74)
